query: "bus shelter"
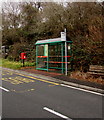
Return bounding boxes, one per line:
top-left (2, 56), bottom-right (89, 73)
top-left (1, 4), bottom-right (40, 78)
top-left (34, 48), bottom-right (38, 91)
top-left (35, 32), bottom-right (72, 75)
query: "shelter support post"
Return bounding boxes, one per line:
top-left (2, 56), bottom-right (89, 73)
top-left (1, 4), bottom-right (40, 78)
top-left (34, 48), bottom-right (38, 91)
top-left (65, 41), bottom-right (68, 75)
top-left (61, 43), bottom-right (64, 74)
top-left (36, 45), bottom-right (38, 68)
top-left (47, 45), bottom-right (49, 72)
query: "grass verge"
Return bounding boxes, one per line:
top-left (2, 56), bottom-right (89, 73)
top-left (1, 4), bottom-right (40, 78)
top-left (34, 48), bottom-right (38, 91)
top-left (2, 59), bottom-right (35, 70)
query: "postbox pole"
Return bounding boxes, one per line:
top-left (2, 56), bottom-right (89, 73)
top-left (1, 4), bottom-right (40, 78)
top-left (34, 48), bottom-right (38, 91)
top-left (22, 59), bottom-right (25, 67)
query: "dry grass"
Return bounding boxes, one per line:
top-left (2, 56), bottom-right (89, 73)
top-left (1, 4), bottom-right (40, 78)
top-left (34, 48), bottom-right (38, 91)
top-left (70, 71), bottom-right (104, 85)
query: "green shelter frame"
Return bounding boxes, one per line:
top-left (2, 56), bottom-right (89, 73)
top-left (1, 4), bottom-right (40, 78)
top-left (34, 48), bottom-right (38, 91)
top-left (35, 31), bottom-right (72, 75)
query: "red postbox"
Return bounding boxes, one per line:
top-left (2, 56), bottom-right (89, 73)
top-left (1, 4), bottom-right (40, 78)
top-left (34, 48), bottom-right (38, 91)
top-left (21, 52), bottom-right (26, 59)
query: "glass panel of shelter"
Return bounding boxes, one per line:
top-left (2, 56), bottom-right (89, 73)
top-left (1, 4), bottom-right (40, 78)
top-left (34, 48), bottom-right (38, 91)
top-left (36, 45), bottom-right (47, 70)
top-left (48, 43), bottom-right (63, 73)
top-left (36, 42), bottom-right (72, 74)
top-left (67, 43), bottom-right (72, 72)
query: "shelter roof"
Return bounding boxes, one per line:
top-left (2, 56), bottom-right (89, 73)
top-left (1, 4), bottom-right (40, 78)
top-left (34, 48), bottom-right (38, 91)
top-left (35, 38), bottom-right (62, 45)
top-left (35, 38), bottom-right (72, 45)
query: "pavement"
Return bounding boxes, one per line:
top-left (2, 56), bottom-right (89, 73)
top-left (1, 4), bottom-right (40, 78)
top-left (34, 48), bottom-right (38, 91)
top-left (3, 67), bottom-right (104, 94)
top-left (1, 68), bottom-right (103, 119)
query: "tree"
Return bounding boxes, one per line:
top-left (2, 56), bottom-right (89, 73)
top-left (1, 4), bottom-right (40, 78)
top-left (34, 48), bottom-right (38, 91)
top-left (19, 2), bottom-right (41, 43)
top-left (2, 2), bottom-right (103, 71)
top-left (2, 2), bottom-right (21, 45)
top-left (66, 2), bottom-right (103, 70)
top-left (36, 2), bottom-right (66, 39)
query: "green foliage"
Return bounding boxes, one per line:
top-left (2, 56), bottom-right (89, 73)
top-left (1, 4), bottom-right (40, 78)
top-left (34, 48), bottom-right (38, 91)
top-left (7, 43), bottom-right (36, 62)
top-left (2, 2), bottom-right (103, 72)
top-left (2, 59), bottom-right (35, 69)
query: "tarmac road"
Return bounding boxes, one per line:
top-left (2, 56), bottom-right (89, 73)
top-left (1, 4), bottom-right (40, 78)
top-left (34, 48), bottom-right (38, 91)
top-left (1, 68), bottom-right (103, 119)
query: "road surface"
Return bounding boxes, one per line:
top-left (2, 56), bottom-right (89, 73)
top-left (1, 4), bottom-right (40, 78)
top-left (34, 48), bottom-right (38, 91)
top-left (1, 68), bottom-right (103, 119)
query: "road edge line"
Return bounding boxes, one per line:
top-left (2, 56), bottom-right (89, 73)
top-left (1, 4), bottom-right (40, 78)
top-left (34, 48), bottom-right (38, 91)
top-left (43, 107), bottom-right (72, 120)
top-left (61, 84), bottom-right (104, 96)
top-left (0, 86), bottom-right (9, 92)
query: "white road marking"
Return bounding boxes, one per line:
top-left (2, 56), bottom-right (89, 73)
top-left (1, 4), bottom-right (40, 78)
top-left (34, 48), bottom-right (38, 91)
top-left (0, 86), bottom-right (9, 92)
top-left (43, 107), bottom-right (72, 120)
top-left (61, 84), bottom-right (104, 96)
